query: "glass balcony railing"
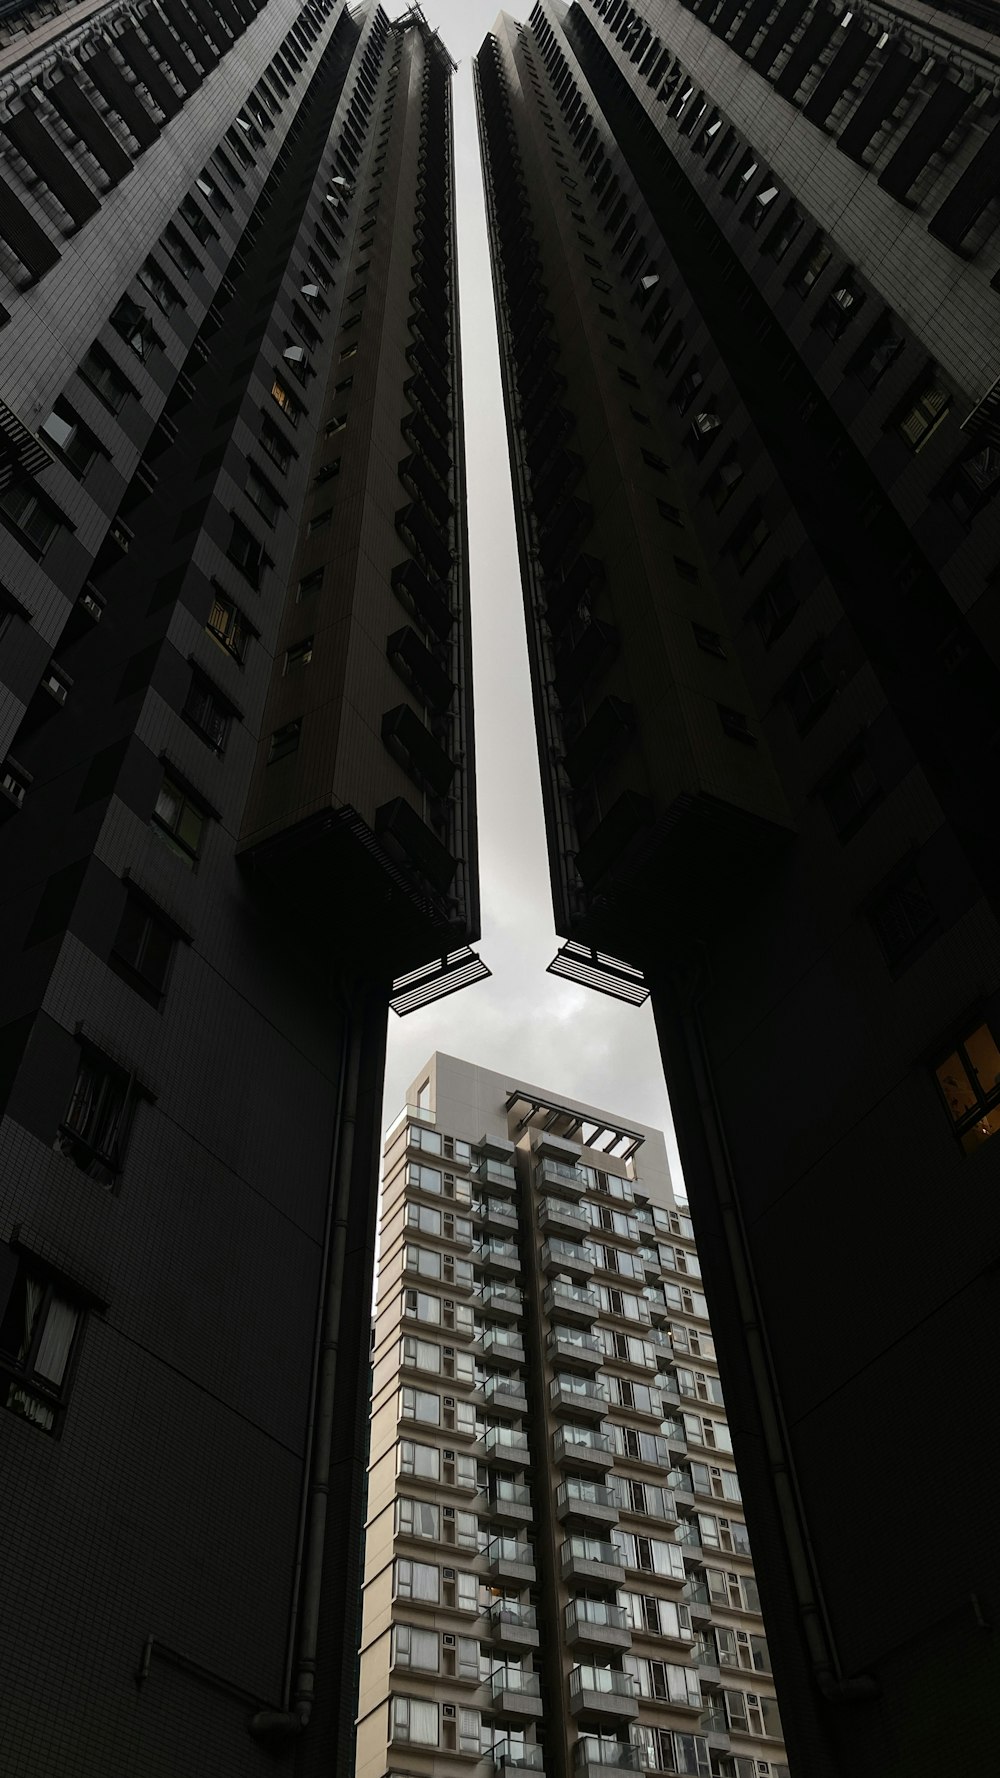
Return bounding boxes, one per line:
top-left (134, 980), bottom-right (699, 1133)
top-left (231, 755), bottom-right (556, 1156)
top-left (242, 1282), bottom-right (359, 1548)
top-left (491, 1480), bottom-right (533, 1510)
top-left (486, 1535), bottom-right (535, 1566)
top-left (547, 1281), bottom-right (598, 1310)
top-left (573, 1739), bottom-right (641, 1772)
top-left (491, 1666), bottom-right (542, 1697)
top-left (564, 1536), bottom-right (619, 1566)
top-left (566, 1599), bottom-right (628, 1633)
top-left (482, 1328), bottom-right (525, 1352)
top-left (558, 1426), bottom-right (612, 1454)
top-left (490, 1599), bottom-right (538, 1631)
top-left (485, 1425), bottom-right (529, 1457)
top-left (478, 1283), bottom-right (523, 1312)
top-left (558, 1478), bottom-right (616, 1510)
top-left (551, 1375), bottom-right (607, 1404)
top-left (485, 1375), bottom-right (527, 1404)
top-left (569, 1667), bottom-right (636, 1699)
top-left (539, 1195), bottom-right (589, 1224)
top-left (546, 1237), bottom-right (593, 1263)
top-left (474, 1159), bottom-right (516, 1187)
top-left (548, 1328), bottom-right (602, 1357)
top-left (478, 1238), bottom-right (520, 1263)
top-left (538, 1156), bottom-right (584, 1182)
top-left (495, 1744), bottom-right (546, 1773)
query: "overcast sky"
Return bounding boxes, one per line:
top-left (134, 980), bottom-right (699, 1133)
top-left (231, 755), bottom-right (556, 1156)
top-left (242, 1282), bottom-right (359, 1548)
top-left (380, 2), bottom-right (682, 1186)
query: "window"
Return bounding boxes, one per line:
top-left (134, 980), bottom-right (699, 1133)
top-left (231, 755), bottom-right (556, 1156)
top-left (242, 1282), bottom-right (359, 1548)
top-left (0, 482), bottom-right (61, 556)
top-left (227, 516), bottom-right (266, 587)
top-left (315, 459), bottom-right (340, 485)
top-left (718, 705), bottom-right (755, 745)
top-left (152, 773), bottom-right (206, 866)
top-left (641, 448), bottom-right (667, 474)
top-left (766, 201), bottom-right (803, 262)
top-left (693, 623), bottom-right (726, 658)
top-left (896, 368), bottom-right (951, 452)
top-left (270, 378), bottom-right (303, 426)
top-left (394, 1558), bottom-right (439, 1602)
top-left (110, 296), bottom-right (161, 362)
top-left (195, 172), bottom-right (228, 215)
top-left (206, 591), bottom-right (250, 663)
top-left (392, 1624), bottom-right (438, 1673)
top-left (163, 223), bottom-right (200, 279)
top-left (674, 556), bottom-right (699, 584)
top-left (851, 312), bottom-right (905, 390)
top-left (244, 466), bottom-right (282, 526)
top-left (822, 746), bottom-right (880, 838)
top-left (339, 343), bottom-right (358, 362)
top-left (783, 651), bottom-right (834, 731)
top-left (940, 445), bottom-right (1000, 524)
top-left (111, 888), bottom-right (176, 1005)
top-left (657, 500), bottom-right (682, 526)
top-left (401, 1384), bottom-right (440, 1424)
top-left (788, 234), bottom-right (831, 297)
top-left (817, 277), bottom-right (864, 340)
top-left (391, 1696), bottom-right (438, 1748)
top-left (259, 420), bottom-right (293, 474)
top-left (79, 347), bottom-right (132, 414)
top-left (179, 194), bottom-right (217, 245)
top-left (309, 509), bottom-right (332, 532)
top-left (0, 1250), bottom-right (82, 1434)
top-left (39, 402), bottom-right (99, 476)
top-left (618, 368), bottom-right (639, 388)
top-left (297, 569), bottom-right (323, 601)
top-left (399, 1438), bottom-right (440, 1480)
top-left (268, 719), bottom-right (301, 763)
top-left (325, 415), bottom-right (347, 437)
top-left (284, 635), bottom-right (314, 673)
top-left (934, 1020), bottom-right (1000, 1152)
top-left (706, 456), bottom-right (743, 512)
top-left (403, 1288), bottom-right (442, 1325)
top-left (730, 509), bottom-right (770, 573)
top-left (58, 1044), bottom-right (136, 1185)
top-left (397, 1497), bottom-right (440, 1540)
top-left (869, 868), bottom-right (938, 971)
top-left (752, 568), bottom-right (797, 647)
top-left (335, 375), bottom-right (354, 395)
top-left (183, 673), bottom-right (231, 753)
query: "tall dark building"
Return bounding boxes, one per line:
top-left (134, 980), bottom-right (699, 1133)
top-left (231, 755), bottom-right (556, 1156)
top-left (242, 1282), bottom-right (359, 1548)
top-left (476, 4), bottom-right (1000, 1776)
top-left (0, 0), bottom-right (479, 1772)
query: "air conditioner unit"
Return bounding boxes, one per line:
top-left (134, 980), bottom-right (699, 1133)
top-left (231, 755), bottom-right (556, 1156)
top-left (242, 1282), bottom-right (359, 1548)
top-left (444, 1347), bottom-right (455, 1357)
top-left (443, 1566), bottom-right (456, 1579)
top-left (444, 1396), bottom-right (455, 1408)
top-left (444, 1449), bottom-right (456, 1460)
top-left (443, 1506), bottom-right (455, 1519)
top-left (442, 1704), bottom-right (456, 1719)
top-left (442, 1633), bottom-right (456, 1647)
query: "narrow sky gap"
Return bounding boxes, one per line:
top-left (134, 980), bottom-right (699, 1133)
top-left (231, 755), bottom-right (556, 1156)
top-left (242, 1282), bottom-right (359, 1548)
top-left (381, 1), bottom-right (679, 1179)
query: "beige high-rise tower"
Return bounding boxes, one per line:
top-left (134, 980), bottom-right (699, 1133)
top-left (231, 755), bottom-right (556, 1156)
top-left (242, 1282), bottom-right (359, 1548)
top-left (356, 1053), bottom-right (788, 1778)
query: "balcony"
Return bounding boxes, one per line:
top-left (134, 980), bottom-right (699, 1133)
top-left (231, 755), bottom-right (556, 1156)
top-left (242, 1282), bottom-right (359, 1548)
top-left (550, 1375), bottom-right (607, 1420)
top-left (542, 1238), bottom-right (594, 1283)
top-left (538, 1195), bottom-right (590, 1238)
top-left (391, 556), bottom-right (453, 641)
top-left (484, 1424), bottom-right (530, 1469)
top-left (555, 616), bottom-right (620, 707)
top-left (553, 1424), bottom-right (614, 1472)
top-left (560, 1537), bottom-right (625, 1589)
top-left (473, 1156), bottom-right (517, 1192)
top-left (401, 410), bottom-right (451, 482)
top-left (556, 1478), bottom-right (618, 1531)
top-left (399, 452), bottom-right (452, 531)
top-left (478, 1283), bottom-right (523, 1321)
top-left (488, 1599), bottom-right (540, 1655)
top-left (643, 1287), bottom-right (670, 1325)
top-left (487, 1479), bottom-right (534, 1528)
top-left (395, 500), bottom-right (451, 582)
top-left (478, 1196), bottom-right (518, 1235)
top-left (568, 1666), bottom-right (638, 1724)
top-left (573, 1738), bottom-right (641, 1777)
top-left (538, 496), bottom-right (593, 578)
top-left (481, 1328), bottom-right (525, 1368)
top-left (488, 1667), bottom-right (543, 1721)
top-left (495, 1742), bottom-right (546, 1776)
top-left (544, 1281), bottom-right (598, 1327)
top-left (476, 1237), bottom-right (521, 1279)
top-left (547, 1328), bottom-right (602, 1372)
top-left (530, 1128), bottom-right (582, 1164)
top-left (485, 1535), bottom-right (536, 1584)
top-left (682, 1579), bottom-right (714, 1627)
top-left (386, 624), bottom-right (454, 713)
top-left (544, 552), bottom-right (604, 636)
top-left (565, 1598), bottom-right (631, 1653)
top-left (536, 1156), bottom-right (588, 1200)
top-left (483, 1374), bottom-right (528, 1417)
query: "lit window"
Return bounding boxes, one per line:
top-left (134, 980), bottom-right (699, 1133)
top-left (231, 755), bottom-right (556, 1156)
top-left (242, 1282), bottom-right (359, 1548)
top-left (933, 1020), bottom-right (1000, 1152)
top-left (40, 403), bottom-right (99, 476)
top-left (0, 1251), bottom-right (83, 1434)
top-left (896, 367), bottom-right (951, 453)
top-left (206, 591), bottom-right (250, 663)
top-left (284, 637), bottom-right (314, 671)
top-left (270, 378), bottom-right (302, 426)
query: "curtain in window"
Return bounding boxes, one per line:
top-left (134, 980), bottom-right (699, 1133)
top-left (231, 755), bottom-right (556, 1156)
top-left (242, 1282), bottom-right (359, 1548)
top-left (6, 1277), bottom-right (55, 1429)
top-left (34, 1293), bottom-right (77, 1385)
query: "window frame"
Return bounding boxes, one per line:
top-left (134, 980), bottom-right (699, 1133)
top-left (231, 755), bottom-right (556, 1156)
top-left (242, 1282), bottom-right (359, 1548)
top-left (0, 1250), bottom-right (85, 1436)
